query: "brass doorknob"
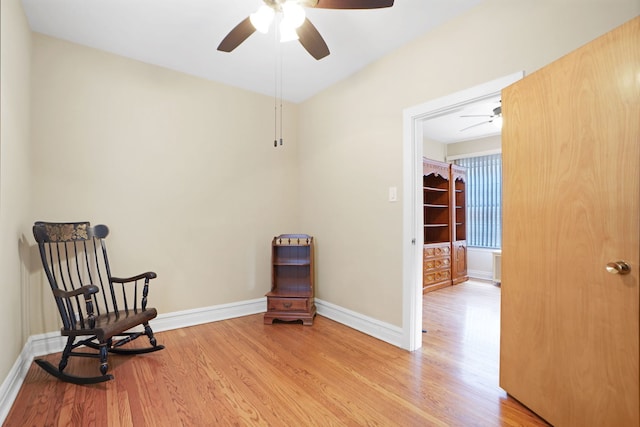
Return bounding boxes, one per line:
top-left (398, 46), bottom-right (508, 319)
top-left (605, 261), bottom-right (631, 275)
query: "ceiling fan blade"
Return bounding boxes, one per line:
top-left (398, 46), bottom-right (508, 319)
top-left (460, 120), bottom-right (492, 132)
top-left (217, 17), bottom-right (256, 53)
top-left (297, 18), bottom-right (330, 60)
top-left (313, 0), bottom-right (394, 9)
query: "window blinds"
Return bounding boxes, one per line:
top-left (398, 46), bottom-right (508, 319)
top-left (454, 154), bottom-right (502, 249)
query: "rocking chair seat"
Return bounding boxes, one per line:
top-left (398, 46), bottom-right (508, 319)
top-left (62, 308), bottom-right (158, 342)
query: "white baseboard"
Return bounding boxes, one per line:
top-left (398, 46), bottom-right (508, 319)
top-left (0, 331), bottom-right (70, 423)
top-left (0, 296), bottom-right (402, 424)
top-left (0, 343), bottom-right (32, 424)
top-left (468, 269), bottom-right (493, 281)
top-left (151, 297), bottom-right (267, 332)
top-left (315, 299), bottom-right (403, 348)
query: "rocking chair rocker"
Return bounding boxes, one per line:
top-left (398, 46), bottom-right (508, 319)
top-left (33, 221), bottom-right (165, 384)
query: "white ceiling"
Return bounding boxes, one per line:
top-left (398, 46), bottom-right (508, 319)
top-left (21, 0), bottom-right (500, 143)
top-left (21, 0), bottom-right (483, 103)
top-left (422, 95), bottom-right (502, 144)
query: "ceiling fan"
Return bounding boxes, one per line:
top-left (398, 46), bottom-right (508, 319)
top-left (217, 0), bottom-right (395, 60)
top-left (460, 104), bottom-right (502, 131)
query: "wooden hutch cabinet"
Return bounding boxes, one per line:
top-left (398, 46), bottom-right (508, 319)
top-left (264, 234), bottom-right (316, 326)
top-left (422, 158), bottom-right (468, 293)
top-left (422, 159), bottom-right (453, 292)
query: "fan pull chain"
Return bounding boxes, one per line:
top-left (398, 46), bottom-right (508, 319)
top-left (274, 24), bottom-right (278, 147)
top-left (273, 27), bottom-right (278, 147)
top-left (279, 38), bottom-right (283, 147)
top-left (273, 16), bottom-right (284, 148)
top-left (274, 98), bottom-right (278, 147)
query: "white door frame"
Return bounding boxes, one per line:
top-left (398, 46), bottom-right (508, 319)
top-left (401, 71), bottom-right (524, 351)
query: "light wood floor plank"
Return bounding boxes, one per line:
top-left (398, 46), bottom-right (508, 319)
top-left (3, 281), bottom-right (548, 426)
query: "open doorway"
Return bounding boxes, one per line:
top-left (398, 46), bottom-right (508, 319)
top-left (401, 71), bottom-right (523, 351)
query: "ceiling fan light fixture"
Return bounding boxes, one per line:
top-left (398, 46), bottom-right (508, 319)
top-left (279, 19), bottom-right (299, 42)
top-left (250, 5), bottom-right (274, 34)
top-left (218, 0), bottom-right (394, 59)
top-left (492, 106), bottom-right (503, 129)
top-left (281, 1), bottom-right (306, 28)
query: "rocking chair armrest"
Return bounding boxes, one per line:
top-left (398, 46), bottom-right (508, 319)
top-left (52, 284), bottom-right (99, 299)
top-left (110, 272), bottom-right (157, 283)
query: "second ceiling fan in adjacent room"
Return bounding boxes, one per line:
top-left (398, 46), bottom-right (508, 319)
top-left (217, 0), bottom-right (394, 60)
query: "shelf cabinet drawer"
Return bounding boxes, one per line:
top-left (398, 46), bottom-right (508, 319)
top-left (424, 256), bottom-right (451, 271)
top-left (424, 245), bottom-right (451, 259)
top-left (424, 269), bottom-right (451, 283)
top-left (267, 297), bottom-right (308, 312)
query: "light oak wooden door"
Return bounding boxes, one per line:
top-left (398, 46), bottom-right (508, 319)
top-left (500, 17), bottom-right (639, 427)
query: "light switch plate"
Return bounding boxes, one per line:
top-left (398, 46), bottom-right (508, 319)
top-left (388, 186), bottom-right (397, 202)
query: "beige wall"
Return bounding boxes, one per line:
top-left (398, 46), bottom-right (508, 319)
top-left (423, 138), bottom-right (446, 162)
top-left (298, 1), bottom-right (639, 325)
top-left (447, 135), bottom-right (502, 159)
top-left (0, 0), bottom-right (33, 383)
top-left (28, 35), bottom-right (301, 334)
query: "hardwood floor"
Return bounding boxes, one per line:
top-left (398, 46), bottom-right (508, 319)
top-left (4, 281), bottom-right (548, 426)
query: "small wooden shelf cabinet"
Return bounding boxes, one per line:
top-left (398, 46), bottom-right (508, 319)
top-left (422, 158), bottom-right (469, 293)
top-left (264, 234), bottom-right (316, 326)
top-left (451, 164), bottom-right (468, 285)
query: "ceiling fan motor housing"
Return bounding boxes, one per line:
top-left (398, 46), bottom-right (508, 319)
top-left (264, 0), bottom-right (320, 10)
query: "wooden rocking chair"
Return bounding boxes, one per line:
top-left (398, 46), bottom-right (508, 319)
top-left (33, 221), bottom-right (164, 384)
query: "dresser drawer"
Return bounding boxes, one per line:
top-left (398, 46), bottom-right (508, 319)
top-left (424, 256), bottom-right (451, 271)
top-left (424, 269), bottom-right (451, 284)
top-left (424, 245), bottom-right (451, 259)
top-left (267, 297), bottom-right (309, 312)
